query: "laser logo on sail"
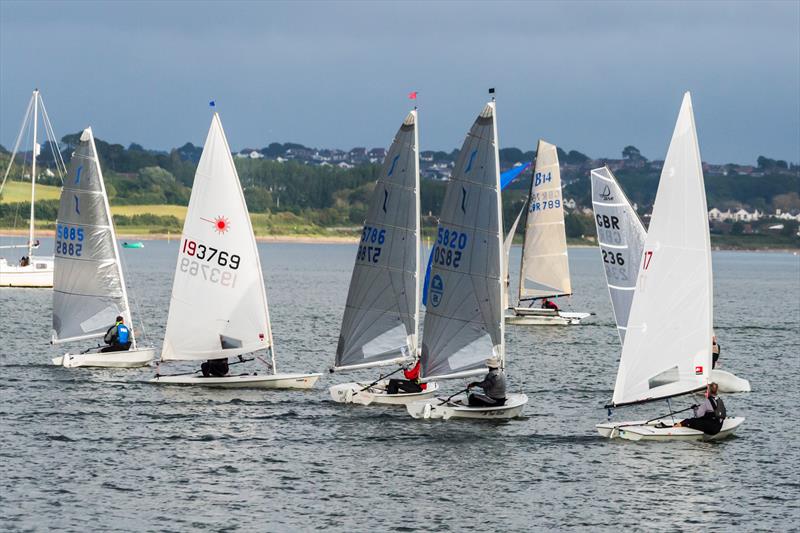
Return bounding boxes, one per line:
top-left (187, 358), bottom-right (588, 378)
top-left (600, 185), bottom-right (614, 201)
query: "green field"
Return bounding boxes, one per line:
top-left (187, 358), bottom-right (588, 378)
top-left (0, 181), bottom-right (62, 203)
top-left (110, 204), bottom-right (188, 219)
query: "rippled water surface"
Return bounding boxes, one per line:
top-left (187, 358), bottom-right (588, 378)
top-left (2, 240), bottom-right (799, 531)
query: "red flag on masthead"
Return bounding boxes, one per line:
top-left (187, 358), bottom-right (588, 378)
top-left (408, 91), bottom-right (418, 100)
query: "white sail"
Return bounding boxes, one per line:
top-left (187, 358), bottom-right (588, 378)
top-left (161, 113), bottom-right (273, 362)
top-left (590, 166), bottom-right (646, 344)
top-left (518, 140), bottom-right (571, 301)
top-left (52, 128), bottom-right (132, 344)
top-left (503, 204), bottom-right (524, 311)
top-left (420, 101), bottom-right (504, 381)
top-left (611, 92), bottom-right (712, 406)
top-left (335, 110), bottom-right (420, 371)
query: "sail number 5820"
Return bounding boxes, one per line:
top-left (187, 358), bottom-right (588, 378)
top-left (182, 238), bottom-right (240, 269)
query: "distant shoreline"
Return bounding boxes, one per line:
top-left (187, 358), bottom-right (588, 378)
top-left (1, 228), bottom-right (797, 252)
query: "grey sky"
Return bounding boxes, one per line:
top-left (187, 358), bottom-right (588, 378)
top-left (1, 0), bottom-right (798, 164)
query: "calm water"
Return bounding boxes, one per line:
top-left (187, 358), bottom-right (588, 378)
top-left (1, 240), bottom-right (798, 531)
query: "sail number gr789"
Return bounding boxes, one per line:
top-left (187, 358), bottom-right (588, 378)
top-left (433, 226), bottom-right (468, 268)
top-left (181, 238), bottom-right (240, 288)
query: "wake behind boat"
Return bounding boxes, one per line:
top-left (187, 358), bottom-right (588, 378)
top-left (405, 96), bottom-right (528, 420)
top-left (328, 108), bottom-right (439, 406)
top-left (50, 127), bottom-right (155, 368)
top-left (597, 93), bottom-right (744, 441)
top-left (506, 140), bottom-right (590, 325)
top-left (150, 111), bottom-right (319, 389)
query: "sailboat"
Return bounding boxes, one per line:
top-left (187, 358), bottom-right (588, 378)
top-left (591, 166), bottom-right (751, 393)
top-left (329, 108), bottom-right (439, 405)
top-left (0, 89), bottom-right (65, 288)
top-left (406, 98), bottom-right (528, 420)
top-left (596, 93), bottom-right (744, 441)
top-left (50, 128), bottom-right (155, 368)
top-left (506, 140), bottom-right (591, 325)
top-left (150, 112), bottom-right (321, 389)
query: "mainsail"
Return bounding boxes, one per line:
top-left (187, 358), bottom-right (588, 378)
top-left (611, 92), bottom-right (712, 407)
top-left (52, 128), bottom-right (132, 344)
top-left (161, 113), bottom-right (273, 363)
top-left (590, 166), bottom-right (646, 344)
top-left (335, 110), bottom-right (420, 371)
top-left (420, 101), bottom-right (504, 380)
top-left (518, 140), bottom-right (571, 302)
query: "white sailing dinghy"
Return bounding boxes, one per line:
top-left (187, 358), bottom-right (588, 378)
top-left (406, 99), bottom-right (528, 420)
top-left (150, 113), bottom-right (320, 389)
top-left (50, 128), bottom-right (155, 368)
top-left (591, 166), bottom-right (750, 393)
top-left (329, 109), bottom-right (439, 405)
top-left (506, 140), bottom-right (590, 325)
top-left (0, 89), bottom-right (65, 288)
top-left (596, 93), bottom-right (744, 441)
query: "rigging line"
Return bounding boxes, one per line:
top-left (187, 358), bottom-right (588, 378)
top-left (116, 242), bottom-right (150, 345)
top-left (39, 98), bottom-right (67, 181)
top-left (1, 93), bottom-right (34, 192)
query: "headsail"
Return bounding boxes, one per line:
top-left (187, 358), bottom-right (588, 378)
top-left (590, 166), bottom-right (646, 344)
top-left (420, 101), bottom-right (504, 381)
top-left (161, 114), bottom-right (273, 363)
top-left (52, 128), bottom-right (132, 344)
top-left (611, 92), bottom-right (712, 407)
top-left (335, 110), bottom-right (420, 371)
top-left (518, 140), bottom-right (571, 302)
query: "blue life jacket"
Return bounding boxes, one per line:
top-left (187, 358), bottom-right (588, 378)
top-left (117, 323), bottom-right (130, 344)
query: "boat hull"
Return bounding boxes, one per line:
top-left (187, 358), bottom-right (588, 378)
top-left (506, 308), bottom-right (590, 325)
top-left (52, 347), bottom-right (156, 368)
top-left (710, 369), bottom-right (751, 393)
top-left (406, 392), bottom-right (528, 420)
top-left (0, 257), bottom-right (54, 288)
top-left (596, 416), bottom-right (745, 441)
top-left (329, 380), bottom-right (439, 406)
top-left (149, 372), bottom-right (321, 389)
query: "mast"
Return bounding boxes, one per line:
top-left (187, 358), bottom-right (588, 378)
top-left (413, 107), bottom-right (421, 355)
top-left (491, 93), bottom-right (505, 367)
top-left (28, 89), bottom-right (39, 258)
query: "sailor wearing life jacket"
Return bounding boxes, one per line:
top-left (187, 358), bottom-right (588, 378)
top-left (467, 357), bottom-right (507, 407)
top-left (101, 315), bottom-right (132, 352)
top-left (673, 383), bottom-right (726, 435)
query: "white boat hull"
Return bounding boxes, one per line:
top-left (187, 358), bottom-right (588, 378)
top-left (710, 368), bottom-right (751, 393)
top-left (329, 380), bottom-right (439, 406)
top-left (506, 307), bottom-right (590, 325)
top-left (406, 392), bottom-right (528, 420)
top-left (149, 372), bottom-right (321, 389)
top-left (596, 416), bottom-right (745, 441)
top-left (0, 257), bottom-right (54, 288)
top-left (52, 347), bottom-right (156, 368)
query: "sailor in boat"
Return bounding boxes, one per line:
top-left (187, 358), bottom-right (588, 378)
top-left (19, 256), bottom-right (30, 267)
top-left (100, 316), bottom-right (132, 353)
top-left (666, 383), bottom-right (726, 435)
top-left (712, 336), bottom-right (721, 369)
top-left (386, 360), bottom-right (426, 395)
top-left (466, 357), bottom-right (507, 407)
top-left (201, 358), bottom-right (229, 378)
top-left (541, 298), bottom-right (559, 312)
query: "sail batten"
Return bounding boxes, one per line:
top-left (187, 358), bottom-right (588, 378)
top-left (52, 128), bottom-right (132, 345)
top-left (610, 93), bottom-right (713, 407)
top-left (420, 101), bottom-right (504, 380)
top-left (161, 114), bottom-right (272, 362)
top-left (335, 110), bottom-right (420, 371)
top-left (518, 140), bottom-right (571, 302)
top-left (590, 166), bottom-right (647, 344)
